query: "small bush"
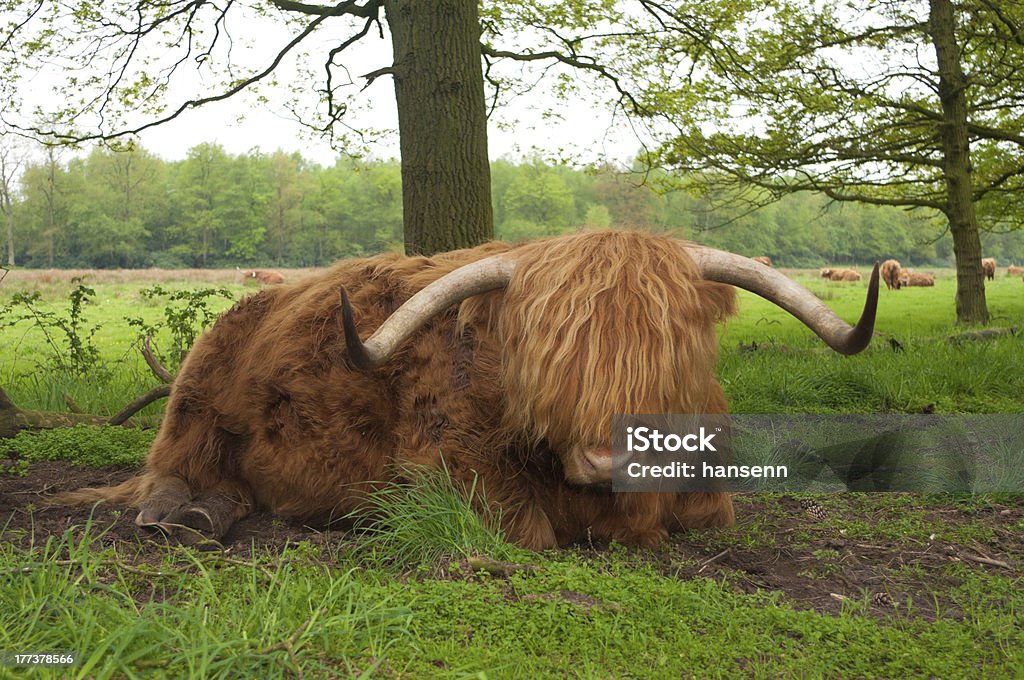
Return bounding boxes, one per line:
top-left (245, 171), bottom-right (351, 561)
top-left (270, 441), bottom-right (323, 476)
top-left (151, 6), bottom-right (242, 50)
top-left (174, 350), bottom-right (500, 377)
top-left (125, 285), bottom-right (235, 368)
top-left (0, 280), bottom-right (102, 375)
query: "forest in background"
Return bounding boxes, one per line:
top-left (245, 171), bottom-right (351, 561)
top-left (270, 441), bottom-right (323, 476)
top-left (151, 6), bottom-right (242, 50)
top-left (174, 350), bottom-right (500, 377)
top-left (6, 143), bottom-right (1024, 270)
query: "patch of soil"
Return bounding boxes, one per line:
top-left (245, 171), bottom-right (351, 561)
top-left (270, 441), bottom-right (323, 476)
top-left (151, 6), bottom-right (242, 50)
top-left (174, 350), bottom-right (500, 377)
top-left (3, 461), bottom-right (1021, 619)
top-left (0, 461), bottom-right (342, 560)
top-left (643, 495), bottom-right (1023, 620)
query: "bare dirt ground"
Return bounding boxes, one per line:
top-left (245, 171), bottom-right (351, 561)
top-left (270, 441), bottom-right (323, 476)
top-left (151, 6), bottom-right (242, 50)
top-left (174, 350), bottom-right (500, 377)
top-left (2, 461), bottom-right (1021, 620)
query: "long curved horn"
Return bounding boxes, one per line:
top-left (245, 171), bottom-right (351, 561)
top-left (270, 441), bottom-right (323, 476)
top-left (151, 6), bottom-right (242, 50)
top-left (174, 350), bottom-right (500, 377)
top-left (340, 254), bottom-right (516, 369)
top-left (688, 246), bottom-right (879, 355)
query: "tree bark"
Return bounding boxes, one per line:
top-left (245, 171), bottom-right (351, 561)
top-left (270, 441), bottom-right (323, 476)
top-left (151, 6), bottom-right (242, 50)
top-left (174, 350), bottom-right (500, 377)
top-left (2, 191), bottom-right (13, 267)
top-left (929, 0), bottom-right (988, 324)
top-left (384, 0), bottom-right (494, 255)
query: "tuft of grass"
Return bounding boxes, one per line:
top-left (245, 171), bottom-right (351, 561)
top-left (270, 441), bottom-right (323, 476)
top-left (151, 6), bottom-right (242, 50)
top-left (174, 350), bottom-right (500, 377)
top-left (349, 461), bottom-right (521, 570)
top-left (0, 519), bottom-right (413, 678)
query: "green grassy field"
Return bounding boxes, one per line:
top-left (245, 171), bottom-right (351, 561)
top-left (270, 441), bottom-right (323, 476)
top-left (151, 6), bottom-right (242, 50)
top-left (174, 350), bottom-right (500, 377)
top-left (1, 268), bottom-right (1022, 678)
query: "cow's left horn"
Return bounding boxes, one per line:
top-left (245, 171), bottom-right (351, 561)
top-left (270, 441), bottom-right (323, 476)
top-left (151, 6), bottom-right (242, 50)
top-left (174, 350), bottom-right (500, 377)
top-left (689, 246), bottom-right (879, 355)
top-left (340, 255), bottom-right (516, 369)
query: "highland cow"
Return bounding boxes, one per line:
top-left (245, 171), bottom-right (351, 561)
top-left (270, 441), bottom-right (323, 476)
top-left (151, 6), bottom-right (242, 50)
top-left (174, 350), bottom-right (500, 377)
top-left (1007, 265), bottom-right (1024, 276)
top-left (880, 260), bottom-right (902, 290)
top-left (55, 231), bottom-right (878, 550)
top-left (752, 256), bottom-right (772, 267)
top-left (897, 269), bottom-right (935, 287)
top-left (243, 269), bottom-right (286, 285)
top-left (982, 258), bottom-right (996, 281)
top-left (821, 268), bottom-right (863, 282)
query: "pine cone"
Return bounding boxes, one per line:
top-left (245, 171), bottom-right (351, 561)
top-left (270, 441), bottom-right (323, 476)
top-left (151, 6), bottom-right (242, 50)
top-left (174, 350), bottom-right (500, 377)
top-left (799, 498), bottom-right (829, 520)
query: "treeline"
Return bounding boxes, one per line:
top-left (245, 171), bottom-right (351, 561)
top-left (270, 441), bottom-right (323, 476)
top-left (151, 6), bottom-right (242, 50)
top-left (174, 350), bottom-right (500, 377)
top-left (6, 143), bottom-right (1024, 269)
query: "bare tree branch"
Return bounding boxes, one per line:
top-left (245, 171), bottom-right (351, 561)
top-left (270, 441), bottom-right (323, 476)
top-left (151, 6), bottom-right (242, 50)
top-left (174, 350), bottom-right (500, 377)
top-left (108, 385), bottom-right (172, 426)
top-left (141, 336), bottom-right (174, 383)
top-left (8, 8), bottom-right (337, 145)
top-left (0, 0), bottom-right (45, 53)
top-left (268, 0), bottom-right (378, 18)
top-left (480, 44), bottom-right (645, 115)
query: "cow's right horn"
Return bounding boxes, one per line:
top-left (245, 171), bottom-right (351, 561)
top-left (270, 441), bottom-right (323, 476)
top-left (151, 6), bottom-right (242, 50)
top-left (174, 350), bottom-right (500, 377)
top-left (689, 246), bottom-right (879, 355)
top-left (340, 255), bottom-right (516, 369)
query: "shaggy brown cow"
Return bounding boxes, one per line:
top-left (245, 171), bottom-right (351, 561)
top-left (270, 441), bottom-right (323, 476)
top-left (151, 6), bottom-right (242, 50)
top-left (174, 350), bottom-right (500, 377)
top-left (880, 260), bottom-right (902, 290)
top-left (982, 258), bottom-right (996, 281)
top-left (897, 269), bottom-right (935, 287)
top-left (242, 269), bottom-right (286, 285)
top-left (752, 256), bottom-right (772, 267)
top-left (820, 268), bottom-right (863, 282)
top-left (1007, 265), bottom-right (1024, 276)
top-left (55, 231), bottom-right (878, 550)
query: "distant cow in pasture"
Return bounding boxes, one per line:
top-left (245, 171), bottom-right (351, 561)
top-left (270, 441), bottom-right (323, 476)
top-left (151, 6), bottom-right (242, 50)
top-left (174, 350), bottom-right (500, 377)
top-left (820, 268), bottom-right (862, 282)
top-left (1006, 265), bottom-right (1024, 276)
top-left (752, 256), bottom-right (773, 267)
top-left (982, 258), bottom-right (996, 281)
top-left (241, 269), bottom-right (286, 285)
top-left (53, 230), bottom-right (879, 550)
top-left (898, 269), bottom-right (935, 287)
top-left (879, 260), bottom-right (902, 290)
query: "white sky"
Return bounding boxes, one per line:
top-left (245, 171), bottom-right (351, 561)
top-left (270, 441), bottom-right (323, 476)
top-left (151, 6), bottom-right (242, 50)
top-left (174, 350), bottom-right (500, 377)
top-left (128, 83), bottom-right (642, 167)
top-left (6, 9), bottom-right (638, 167)
top-left (6, 4), bottom-right (643, 169)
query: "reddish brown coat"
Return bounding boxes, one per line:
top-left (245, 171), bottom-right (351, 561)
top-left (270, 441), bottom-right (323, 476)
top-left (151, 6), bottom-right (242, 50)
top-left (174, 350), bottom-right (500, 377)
top-left (821, 268), bottom-right (862, 282)
top-left (244, 269), bottom-right (286, 285)
top-left (879, 260), bottom-right (901, 290)
top-left (59, 232), bottom-right (738, 550)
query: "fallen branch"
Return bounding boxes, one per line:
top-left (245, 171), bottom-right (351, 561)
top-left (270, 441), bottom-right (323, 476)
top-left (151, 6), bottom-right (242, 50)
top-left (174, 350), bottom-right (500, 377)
top-left (63, 394), bottom-right (83, 413)
top-left (1, 338), bottom-right (176, 437)
top-left (697, 548), bottom-right (731, 574)
top-left (961, 553), bottom-right (1013, 570)
top-left (0, 385), bottom-right (162, 437)
top-left (0, 385), bottom-right (153, 438)
top-left (948, 326), bottom-right (1020, 342)
top-left (108, 385), bottom-right (172, 426)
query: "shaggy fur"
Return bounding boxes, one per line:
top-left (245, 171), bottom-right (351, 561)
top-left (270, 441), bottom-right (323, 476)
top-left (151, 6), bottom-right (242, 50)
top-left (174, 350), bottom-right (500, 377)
top-left (897, 269), bottom-right (935, 287)
top-left (1006, 265), bottom-right (1024, 276)
top-left (982, 258), bottom-right (996, 281)
top-left (752, 256), bottom-right (772, 267)
top-left (820, 268), bottom-right (862, 282)
top-left (244, 269), bottom-right (286, 285)
top-left (879, 260), bottom-right (901, 290)
top-left (55, 231), bottom-right (738, 550)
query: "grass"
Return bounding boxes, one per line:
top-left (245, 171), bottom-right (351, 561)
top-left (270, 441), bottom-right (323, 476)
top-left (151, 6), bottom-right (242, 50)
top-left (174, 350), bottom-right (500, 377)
top-left (1, 521), bottom-right (412, 678)
top-left (719, 271), bottom-right (1024, 414)
top-left (1, 268), bottom-right (1023, 678)
top-left (1, 516), bottom-right (1020, 678)
top-left (349, 461), bottom-right (525, 571)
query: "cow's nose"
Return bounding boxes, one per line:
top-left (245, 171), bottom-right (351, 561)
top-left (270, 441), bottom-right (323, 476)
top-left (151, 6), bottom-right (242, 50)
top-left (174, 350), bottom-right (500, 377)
top-left (581, 446), bottom-right (632, 482)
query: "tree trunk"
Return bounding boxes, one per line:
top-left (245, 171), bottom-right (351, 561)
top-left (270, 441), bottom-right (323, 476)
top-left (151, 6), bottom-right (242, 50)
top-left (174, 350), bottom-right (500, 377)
top-left (929, 0), bottom-right (988, 324)
top-left (2, 195), bottom-right (13, 267)
top-left (384, 0), bottom-right (494, 255)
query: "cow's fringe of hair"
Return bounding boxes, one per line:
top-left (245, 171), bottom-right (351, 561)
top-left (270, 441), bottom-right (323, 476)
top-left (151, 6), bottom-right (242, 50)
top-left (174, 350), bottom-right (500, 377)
top-left (492, 230), bottom-right (737, 448)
